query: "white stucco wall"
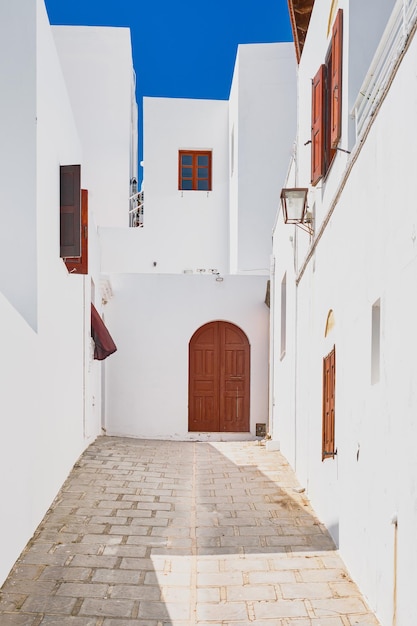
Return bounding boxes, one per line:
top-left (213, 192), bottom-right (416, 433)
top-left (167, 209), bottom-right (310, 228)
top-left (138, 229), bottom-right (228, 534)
top-left (230, 43), bottom-right (297, 275)
top-left (0, 0), bottom-right (131, 586)
top-left (103, 274), bottom-right (269, 440)
top-left (52, 26), bottom-right (136, 228)
top-left (100, 97), bottom-right (230, 275)
top-left (99, 45), bottom-right (297, 444)
top-left (270, 162), bottom-right (298, 465)
top-left (0, 0), bottom-right (38, 329)
top-left (271, 2), bottom-right (417, 625)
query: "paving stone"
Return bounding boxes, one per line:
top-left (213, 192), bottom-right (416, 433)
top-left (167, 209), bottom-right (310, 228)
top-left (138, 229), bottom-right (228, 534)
top-left (103, 544), bottom-right (147, 558)
top-left (40, 618), bottom-right (98, 625)
top-left (69, 555), bottom-right (119, 569)
top-left (92, 569), bottom-right (141, 584)
top-left (196, 587), bottom-right (221, 602)
top-left (280, 582), bottom-right (333, 599)
top-left (144, 571), bottom-right (191, 587)
top-left (56, 582), bottom-right (109, 597)
top-left (1, 580), bottom-right (57, 594)
top-left (197, 600), bottom-right (248, 621)
top-left (197, 571), bottom-right (243, 586)
top-left (80, 597), bottom-right (135, 618)
top-left (310, 596), bottom-right (369, 616)
top-left (110, 584), bottom-right (161, 601)
top-left (0, 616), bottom-right (38, 625)
top-left (21, 593), bottom-right (77, 614)
top-left (226, 584), bottom-right (277, 601)
top-left (102, 620), bottom-right (158, 626)
top-left (138, 600), bottom-right (189, 620)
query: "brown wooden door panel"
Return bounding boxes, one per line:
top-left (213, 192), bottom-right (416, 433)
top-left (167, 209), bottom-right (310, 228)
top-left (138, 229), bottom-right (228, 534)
top-left (189, 321), bottom-right (250, 432)
top-left (322, 346), bottom-right (336, 459)
top-left (190, 395), bottom-right (217, 432)
top-left (194, 349), bottom-right (215, 375)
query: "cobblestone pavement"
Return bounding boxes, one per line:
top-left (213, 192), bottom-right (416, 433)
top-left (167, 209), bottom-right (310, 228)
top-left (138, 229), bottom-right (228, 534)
top-left (0, 437), bottom-right (380, 625)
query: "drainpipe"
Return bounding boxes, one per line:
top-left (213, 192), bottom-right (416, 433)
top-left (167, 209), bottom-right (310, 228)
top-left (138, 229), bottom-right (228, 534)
top-left (268, 255), bottom-right (276, 440)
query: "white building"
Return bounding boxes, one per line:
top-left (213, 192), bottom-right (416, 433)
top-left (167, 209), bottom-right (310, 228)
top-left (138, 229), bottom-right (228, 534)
top-left (0, 0), bottom-right (136, 587)
top-left (270, 1), bottom-right (417, 624)
top-left (99, 42), bottom-right (296, 440)
top-left (0, 0), bottom-right (297, 588)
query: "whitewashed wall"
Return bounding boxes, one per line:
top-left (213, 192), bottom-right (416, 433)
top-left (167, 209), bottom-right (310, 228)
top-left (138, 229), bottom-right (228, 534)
top-left (272, 2), bottom-right (417, 625)
top-left (270, 158), bottom-right (298, 463)
top-left (0, 0), bottom-right (79, 586)
top-left (100, 97), bottom-right (229, 274)
top-left (52, 26), bottom-right (135, 228)
top-left (99, 45), bottom-right (297, 443)
top-left (0, 0), bottom-right (37, 329)
top-left (0, 0), bottom-right (127, 587)
top-left (103, 274), bottom-right (270, 440)
top-left (229, 43), bottom-right (297, 275)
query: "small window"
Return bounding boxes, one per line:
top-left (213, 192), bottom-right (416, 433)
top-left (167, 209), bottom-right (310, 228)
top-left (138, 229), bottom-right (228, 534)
top-left (371, 299), bottom-right (381, 385)
top-left (231, 126), bottom-right (235, 177)
top-left (322, 346), bottom-right (336, 460)
top-left (311, 9), bottom-right (343, 185)
top-left (178, 150), bottom-right (212, 191)
top-left (280, 273), bottom-right (286, 359)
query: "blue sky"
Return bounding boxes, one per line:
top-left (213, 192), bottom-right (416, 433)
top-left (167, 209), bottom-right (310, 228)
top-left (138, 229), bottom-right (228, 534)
top-left (44, 0), bottom-right (293, 172)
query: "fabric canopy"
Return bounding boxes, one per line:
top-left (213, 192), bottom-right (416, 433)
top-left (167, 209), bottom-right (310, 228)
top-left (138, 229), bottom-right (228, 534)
top-left (91, 303), bottom-right (117, 360)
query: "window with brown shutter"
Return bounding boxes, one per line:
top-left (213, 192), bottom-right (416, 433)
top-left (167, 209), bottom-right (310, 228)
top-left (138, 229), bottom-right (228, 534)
top-left (330, 9), bottom-right (343, 149)
top-left (310, 9), bottom-right (343, 186)
top-left (60, 164), bottom-right (81, 258)
top-left (64, 189), bottom-right (88, 275)
top-left (311, 65), bottom-right (326, 186)
top-left (322, 346), bottom-right (336, 460)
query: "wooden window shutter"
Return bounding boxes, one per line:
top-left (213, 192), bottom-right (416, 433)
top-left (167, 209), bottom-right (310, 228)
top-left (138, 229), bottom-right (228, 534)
top-left (322, 346), bottom-right (336, 460)
top-left (60, 164), bottom-right (81, 258)
top-left (311, 65), bottom-right (326, 186)
top-left (330, 9), bottom-right (343, 148)
top-left (64, 189), bottom-right (88, 274)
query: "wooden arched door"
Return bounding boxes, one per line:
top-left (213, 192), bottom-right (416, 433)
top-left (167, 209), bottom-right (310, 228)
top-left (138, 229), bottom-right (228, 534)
top-left (188, 321), bottom-right (250, 432)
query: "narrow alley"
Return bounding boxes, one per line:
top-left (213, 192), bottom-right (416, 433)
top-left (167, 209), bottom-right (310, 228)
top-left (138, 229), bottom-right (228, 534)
top-left (0, 438), bottom-right (380, 625)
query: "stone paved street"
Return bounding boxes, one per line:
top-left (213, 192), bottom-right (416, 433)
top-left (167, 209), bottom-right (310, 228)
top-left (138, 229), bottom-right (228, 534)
top-left (0, 437), bottom-right (380, 625)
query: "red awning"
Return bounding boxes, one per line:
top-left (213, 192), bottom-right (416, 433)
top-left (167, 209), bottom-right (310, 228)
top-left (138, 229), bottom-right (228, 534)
top-left (91, 303), bottom-right (117, 360)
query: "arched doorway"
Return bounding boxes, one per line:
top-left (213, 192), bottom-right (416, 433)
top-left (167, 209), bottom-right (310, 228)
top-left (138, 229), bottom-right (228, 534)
top-left (188, 321), bottom-right (250, 432)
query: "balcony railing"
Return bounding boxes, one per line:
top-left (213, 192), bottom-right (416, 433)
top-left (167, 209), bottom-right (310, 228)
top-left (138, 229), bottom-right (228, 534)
top-left (129, 190), bottom-right (144, 227)
top-left (352, 0), bottom-right (417, 141)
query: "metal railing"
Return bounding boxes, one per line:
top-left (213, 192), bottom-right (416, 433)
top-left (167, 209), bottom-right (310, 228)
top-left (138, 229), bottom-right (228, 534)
top-left (129, 190), bottom-right (144, 227)
top-left (352, 0), bottom-right (417, 140)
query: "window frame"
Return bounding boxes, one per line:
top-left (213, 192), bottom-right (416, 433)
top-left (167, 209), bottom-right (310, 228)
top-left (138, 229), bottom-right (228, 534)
top-left (178, 150), bottom-right (212, 191)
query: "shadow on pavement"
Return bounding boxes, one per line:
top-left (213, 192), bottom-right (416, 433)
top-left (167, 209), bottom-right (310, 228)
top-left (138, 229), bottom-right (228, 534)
top-left (0, 436), bottom-right (339, 625)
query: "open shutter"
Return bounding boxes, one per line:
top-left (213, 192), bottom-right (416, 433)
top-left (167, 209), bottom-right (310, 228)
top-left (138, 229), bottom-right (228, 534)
top-left (330, 9), bottom-right (343, 148)
top-left (322, 346), bottom-right (336, 460)
top-left (64, 189), bottom-right (88, 274)
top-left (311, 65), bottom-right (326, 186)
top-left (60, 164), bottom-right (81, 258)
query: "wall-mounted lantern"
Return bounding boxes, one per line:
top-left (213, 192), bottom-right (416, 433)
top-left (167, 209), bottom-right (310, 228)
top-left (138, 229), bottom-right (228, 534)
top-left (280, 187), bottom-right (313, 235)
